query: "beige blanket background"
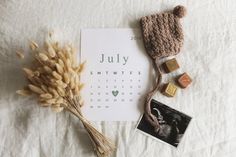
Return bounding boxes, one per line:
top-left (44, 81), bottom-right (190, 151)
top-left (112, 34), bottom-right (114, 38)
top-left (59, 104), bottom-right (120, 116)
top-left (0, 0), bottom-right (236, 156)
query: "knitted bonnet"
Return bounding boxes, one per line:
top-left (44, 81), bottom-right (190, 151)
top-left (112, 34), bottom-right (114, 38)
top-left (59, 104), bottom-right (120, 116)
top-left (140, 5), bottom-right (186, 59)
top-left (140, 5), bottom-right (186, 131)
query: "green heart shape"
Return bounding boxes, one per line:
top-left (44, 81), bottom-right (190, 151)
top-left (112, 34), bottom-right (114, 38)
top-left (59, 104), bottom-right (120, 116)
top-left (112, 90), bottom-right (119, 97)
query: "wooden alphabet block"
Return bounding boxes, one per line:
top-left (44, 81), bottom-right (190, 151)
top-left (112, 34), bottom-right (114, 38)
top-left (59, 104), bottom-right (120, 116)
top-left (177, 73), bottom-right (192, 88)
top-left (162, 83), bottom-right (177, 97)
top-left (163, 58), bottom-right (180, 73)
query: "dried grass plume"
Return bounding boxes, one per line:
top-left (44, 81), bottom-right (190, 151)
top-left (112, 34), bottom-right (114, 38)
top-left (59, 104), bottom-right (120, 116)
top-left (16, 33), bottom-right (115, 157)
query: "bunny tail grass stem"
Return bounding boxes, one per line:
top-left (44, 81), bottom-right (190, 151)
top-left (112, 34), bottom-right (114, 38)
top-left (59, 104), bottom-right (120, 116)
top-left (63, 97), bottom-right (116, 157)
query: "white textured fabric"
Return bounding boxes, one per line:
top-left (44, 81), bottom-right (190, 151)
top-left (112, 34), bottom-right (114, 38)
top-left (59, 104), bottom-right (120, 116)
top-left (0, 0), bottom-right (236, 157)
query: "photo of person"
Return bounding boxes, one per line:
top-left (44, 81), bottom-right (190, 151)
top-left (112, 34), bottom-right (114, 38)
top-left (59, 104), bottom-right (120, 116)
top-left (137, 99), bottom-right (192, 147)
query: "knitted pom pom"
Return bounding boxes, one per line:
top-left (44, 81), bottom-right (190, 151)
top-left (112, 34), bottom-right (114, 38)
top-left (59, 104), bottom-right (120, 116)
top-left (173, 5), bottom-right (186, 18)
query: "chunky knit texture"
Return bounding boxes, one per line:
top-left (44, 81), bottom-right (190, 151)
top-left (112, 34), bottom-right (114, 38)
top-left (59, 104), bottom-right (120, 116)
top-left (140, 5), bottom-right (186, 131)
top-left (140, 6), bottom-right (185, 59)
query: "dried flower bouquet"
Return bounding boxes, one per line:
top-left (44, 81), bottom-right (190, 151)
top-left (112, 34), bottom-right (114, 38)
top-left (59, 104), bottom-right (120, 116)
top-left (16, 33), bottom-right (115, 157)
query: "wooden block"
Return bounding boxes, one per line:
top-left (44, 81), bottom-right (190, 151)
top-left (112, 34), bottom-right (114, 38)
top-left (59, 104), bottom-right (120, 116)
top-left (162, 83), bottom-right (177, 97)
top-left (177, 73), bottom-right (192, 88)
top-left (163, 58), bottom-right (180, 73)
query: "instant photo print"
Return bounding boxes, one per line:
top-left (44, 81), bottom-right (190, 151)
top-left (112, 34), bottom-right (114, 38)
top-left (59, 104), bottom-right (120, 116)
top-left (137, 99), bottom-right (192, 147)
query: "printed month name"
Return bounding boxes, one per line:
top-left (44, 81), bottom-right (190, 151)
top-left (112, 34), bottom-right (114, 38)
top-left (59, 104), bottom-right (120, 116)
top-left (99, 53), bottom-right (129, 65)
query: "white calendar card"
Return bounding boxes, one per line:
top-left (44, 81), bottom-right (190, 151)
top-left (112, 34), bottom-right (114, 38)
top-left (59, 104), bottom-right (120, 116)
top-left (80, 28), bottom-right (152, 121)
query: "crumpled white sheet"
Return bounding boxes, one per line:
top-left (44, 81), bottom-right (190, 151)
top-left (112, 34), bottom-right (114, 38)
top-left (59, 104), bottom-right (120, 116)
top-left (0, 0), bottom-right (236, 157)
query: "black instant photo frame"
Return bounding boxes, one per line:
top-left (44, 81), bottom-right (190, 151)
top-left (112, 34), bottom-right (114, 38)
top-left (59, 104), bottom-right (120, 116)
top-left (137, 99), bottom-right (192, 147)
